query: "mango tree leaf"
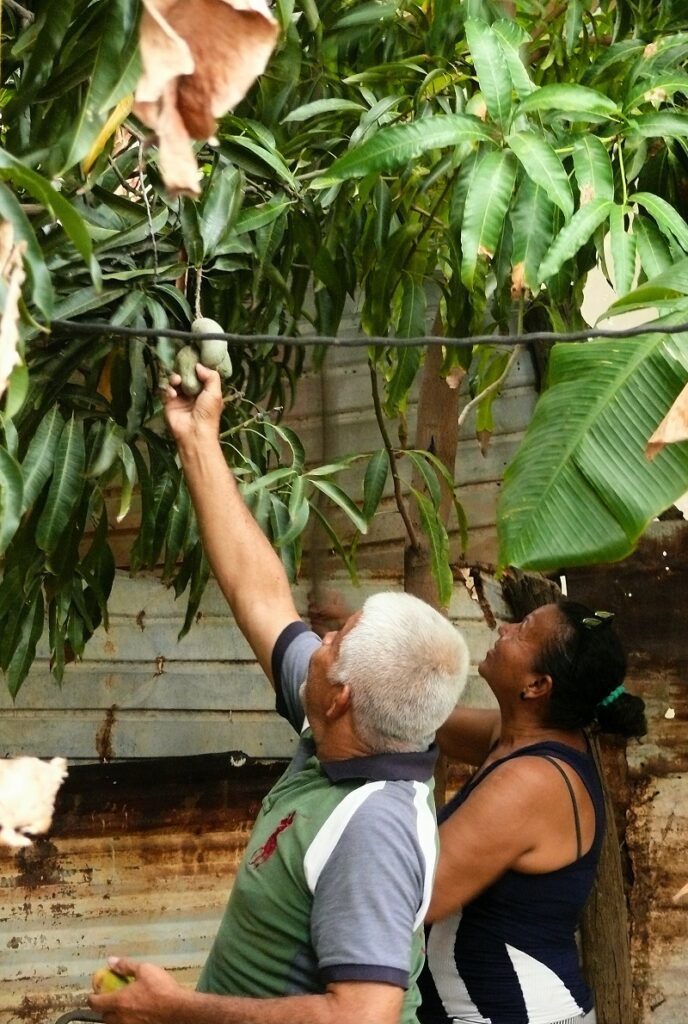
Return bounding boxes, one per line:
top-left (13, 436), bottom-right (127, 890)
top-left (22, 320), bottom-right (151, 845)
top-left (631, 191), bottom-right (688, 251)
top-left (269, 495), bottom-right (298, 581)
top-left (310, 504), bottom-right (359, 586)
top-left (10, 0), bottom-right (76, 114)
top-left (0, 151), bottom-right (100, 287)
top-left (564, 0), bottom-right (584, 54)
top-left (498, 329), bottom-right (688, 570)
top-left (507, 131), bottom-right (573, 220)
top-left (624, 74), bottom-right (688, 112)
top-left (609, 204), bottom-right (637, 296)
top-left (0, 182), bottom-right (53, 318)
top-left (492, 19), bottom-right (535, 99)
top-left (200, 162), bottom-right (244, 258)
top-left (59, 0), bottom-right (141, 170)
top-left (510, 179), bottom-right (556, 291)
top-left (310, 479), bottom-right (368, 534)
top-left (0, 448), bottom-right (24, 556)
top-left (283, 98), bottom-right (367, 122)
top-left (178, 544), bottom-right (210, 642)
top-left (6, 585), bottom-right (44, 699)
top-left (36, 415), bottom-right (85, 553)
top-left (461, 149), bottom-right (518, 290)
top-left (21, 404), bottom-right (65, 512)
top-left (538, 198), bottom-right (613, 283)
top-left (411, 488), bottom-right (453, 608)
top-left (274, 475), bottom-right (310, 546)
top-left (633, 216), bottom-right (673, 278)
top-left (117, 442), bottom-right (137, 522)
top-left (313, 114), bottom-right (493, 184)
top-left (466, 19), bottom-right (513, 129)
top-left (628, 112), bottom-right (688, 138)
top-left (572, 135), bottom-right (615, 204)
top-left (516, 84), bottom-right (620, 120)
top-left (605, 257), bottom-right (688, 315)
top-left (362, 449), bottom-right (389, 522)
top-left (406, 449), bottom-right (442, 509)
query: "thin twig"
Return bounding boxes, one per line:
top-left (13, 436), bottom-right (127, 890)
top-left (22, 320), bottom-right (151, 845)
top-left (368, 359), bottom-right (419, 549)
top-left (194, 267), bottom-right (203, 320)
top-left (138, 142), bottom-right (159, 275)
top-left (458, 344), bottom-right (523, 429)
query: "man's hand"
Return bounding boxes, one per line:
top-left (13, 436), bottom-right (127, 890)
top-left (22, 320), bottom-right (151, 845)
top-left (163, 362), bottom-right (223, 450)
top-left (89, 957), bottom-right (186, 1024)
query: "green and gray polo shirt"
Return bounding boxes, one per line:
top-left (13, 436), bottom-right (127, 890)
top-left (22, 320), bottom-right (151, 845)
top-left (198, 622), bottom-right (439, 1023)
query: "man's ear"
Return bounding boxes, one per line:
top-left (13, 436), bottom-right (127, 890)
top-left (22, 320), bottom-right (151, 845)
top-left (325, 683), bottom-right (352, 720)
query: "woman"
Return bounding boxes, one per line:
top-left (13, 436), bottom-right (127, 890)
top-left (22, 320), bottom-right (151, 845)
top-left (419, 600), bottom-right (646, 1024)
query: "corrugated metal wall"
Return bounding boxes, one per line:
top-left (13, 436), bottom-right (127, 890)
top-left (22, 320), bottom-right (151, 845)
top-left (0, 334), bottom-right (685, 1023)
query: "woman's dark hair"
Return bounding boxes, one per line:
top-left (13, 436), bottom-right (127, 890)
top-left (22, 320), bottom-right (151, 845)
top-left (533, 600), bottom-right (647, 737)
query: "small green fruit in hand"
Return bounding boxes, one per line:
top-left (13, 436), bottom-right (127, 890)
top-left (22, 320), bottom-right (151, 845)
top-left (174, 344), bottom-right (202, 396)
top-left (92, 967), bottom-right (133, 993)
top-left (214, 351), bottom-right (233, 380)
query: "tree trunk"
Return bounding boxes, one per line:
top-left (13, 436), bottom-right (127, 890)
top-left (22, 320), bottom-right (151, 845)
top-left (405, 342), bottom-right (461, 805)
top-left (500, 570), bottom-right (634, 1024)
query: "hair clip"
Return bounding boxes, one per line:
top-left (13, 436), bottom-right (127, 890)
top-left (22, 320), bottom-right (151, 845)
top-left (581, 610), bottom-right (615, 629)
top-left (598, 684), bottom-right (625, 708)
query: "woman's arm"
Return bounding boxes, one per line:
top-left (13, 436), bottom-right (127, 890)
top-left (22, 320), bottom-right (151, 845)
top-left (427, 755), bottom-right (594, 922)
top-left (436, 708), bottom-right (500, 766)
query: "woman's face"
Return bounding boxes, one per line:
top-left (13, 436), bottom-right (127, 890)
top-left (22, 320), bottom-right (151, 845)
top-left (479, 604), bottom-right (564, 696)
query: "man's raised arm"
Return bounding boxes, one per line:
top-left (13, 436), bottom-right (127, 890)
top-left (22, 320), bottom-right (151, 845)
top-left (163, 363), bottom-right (300, 686)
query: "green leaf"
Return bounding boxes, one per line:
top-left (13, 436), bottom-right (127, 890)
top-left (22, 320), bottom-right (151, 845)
top-left (498, 330), bottom-right (688, 570)
top-left (406, 450), bottom-right (442, 509)
top-left (0, 152), bottom-right (100, 287)
top-left (313, 114), bottom-right (493, 185)
top-left (269, 495), bottom-right (298, 582)
top-left (605, 257), bottom-right (688, 315)
top-left (283, 98), bottom-right (367, 122)
top-left (631, 191), bottom-right (688, 252)
top-left (624, 74), bottom-right (688, 112)
top-left (6, 585), bottom-right (44, 699)
top-left (510, 179), bottom-right (556, 291)
top-left (507, 131), bottom-right (573, 220)
top-left (465, 19), bottom-right (513, 128)
top-left (178, 544), bottom-right (210, 642)
top-left (21, 404), bottom-right (65, 512)
top-left (516, 84), bottom-right (620, 120)
top-left (411, 488), bottom-right (453, 608)
top-left (241, 466), bottom-right (295, 497)
top-left (275, 475), bottom-right (310, 547)
top-left (633, 216), bottom-right (673, 279)
top-left (310, 504), bottom-right (358, 586)
top-left (572, 135), bottom-right (615, 204)
top-left (11, 0), bottom-right (75, 114)
top-left (0, 182), bottom-right (53, 317)
top-left (564, 0), bottom-right (584, 54)
top-left (333, 2), bottom-right (398, 28)
top-left (537, 198), bottom-right (613, 283)
top-left (233, 196), bottom-right (293, 236)
top-left (362, 449), bottom-right (389, 522)
top-left (609, 205), bottom-right (637, 296)
top-left (461, 150), bottom-right (518, 290)
top-left (0, 447), bottom-right (24, 556)
top-left (310, 479), bottom-right (368, 534)
top-left (223, 135), bottom-right (298, 191)
top-left (200, 162), bottom-right (244, 258)
top-left (59, 0), bottom-right (141, 170)
top-left (117, 442), bottom-right (137, 523)
top-left (36, 415), bottom-right (85, 553)
top-left (628, 112), bottom-right (688, 139)
top-left (492, 19), bottom-right (535, 100)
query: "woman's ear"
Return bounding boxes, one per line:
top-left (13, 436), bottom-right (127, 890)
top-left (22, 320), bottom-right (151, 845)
top-left (522, 674), bottom-right (553, 700)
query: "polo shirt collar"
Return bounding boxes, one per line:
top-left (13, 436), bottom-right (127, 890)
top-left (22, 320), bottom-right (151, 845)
top-left (320, 743), bottom-right (438, 783)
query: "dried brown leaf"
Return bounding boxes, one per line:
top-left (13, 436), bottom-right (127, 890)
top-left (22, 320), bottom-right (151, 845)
top-left (646, 382), bottom-right (688, 460)
top-left (134, 0), bottom-right (278, 195)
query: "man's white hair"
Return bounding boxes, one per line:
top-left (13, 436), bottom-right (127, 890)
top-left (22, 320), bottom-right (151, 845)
top-left (331, 592), bottom-right (469, 753)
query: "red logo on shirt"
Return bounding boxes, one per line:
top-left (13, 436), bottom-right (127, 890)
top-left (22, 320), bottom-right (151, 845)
top-left (250, 811), bottom-right (296, 867)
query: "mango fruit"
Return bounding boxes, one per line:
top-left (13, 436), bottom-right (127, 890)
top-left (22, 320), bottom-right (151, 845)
top-left (92, 966), bottom-right (133, 993)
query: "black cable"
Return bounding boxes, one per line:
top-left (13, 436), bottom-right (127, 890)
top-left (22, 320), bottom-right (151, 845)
top-left (49, 317), bottom-right (688, 348)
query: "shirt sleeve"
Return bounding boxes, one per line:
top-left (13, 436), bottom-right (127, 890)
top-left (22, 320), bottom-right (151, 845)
top-left (271, 621), bottom-right (321, 733)
top-left (309, 784), bottom-right (429, 989)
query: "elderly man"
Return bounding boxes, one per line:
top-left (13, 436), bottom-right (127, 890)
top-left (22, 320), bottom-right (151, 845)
top-left (90, 363), bottom-right (469, 1024)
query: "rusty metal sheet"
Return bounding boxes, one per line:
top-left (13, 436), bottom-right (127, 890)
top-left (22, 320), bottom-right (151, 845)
top-left (0, 756), bottom-right (283, 1024)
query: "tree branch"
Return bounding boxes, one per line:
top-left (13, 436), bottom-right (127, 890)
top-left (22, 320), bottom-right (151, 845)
top-left (368, 358), bottom-right (419, 549)
top-left (457, 344), bottom-right (523, 429)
